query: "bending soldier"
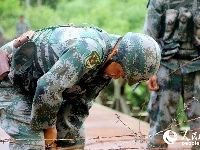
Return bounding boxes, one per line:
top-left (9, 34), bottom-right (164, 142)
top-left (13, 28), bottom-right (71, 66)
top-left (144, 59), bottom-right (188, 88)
top-left (0, 25), bottom-right (161, 149)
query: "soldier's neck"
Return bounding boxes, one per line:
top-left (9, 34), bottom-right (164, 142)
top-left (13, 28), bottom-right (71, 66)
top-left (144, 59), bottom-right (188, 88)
top-left (100, 37), bottom-right (122, 69)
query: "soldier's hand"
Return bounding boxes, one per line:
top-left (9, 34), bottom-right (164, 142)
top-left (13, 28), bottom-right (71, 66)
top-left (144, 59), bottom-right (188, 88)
top-left (13, 30), bottom-right (35, 48)
top-left (44, 127), bottom-right (57, 150)
top-left (146, 75), bottom-right (159, 91)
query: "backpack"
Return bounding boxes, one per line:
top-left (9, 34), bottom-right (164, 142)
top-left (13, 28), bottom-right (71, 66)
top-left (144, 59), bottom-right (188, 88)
top-left (8, 41), bottom-right (37, 95)
top-left (158, 0), bottom-right (200, 60)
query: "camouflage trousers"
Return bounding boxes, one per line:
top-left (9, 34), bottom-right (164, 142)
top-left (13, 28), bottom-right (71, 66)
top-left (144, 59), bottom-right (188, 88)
top-left (147, 65), bottom-right (200, 149)
top-left (0, 87), bottom-right (89, 150)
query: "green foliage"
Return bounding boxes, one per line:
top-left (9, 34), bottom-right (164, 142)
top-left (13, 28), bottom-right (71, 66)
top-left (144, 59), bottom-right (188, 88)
top-left (0, 0), bottom-right (21, 39)
top-left (28, 6), bottom-right (63, 30)
top-left (125, 82), bottom-right (150, 110)
top-left (1, 0), bottom-right (148, 38)
top-left (176, 97), bottom-right (189, 127)
top-left (32, 0), bottom-right (62, 9)
top-left (56, 0), bottom-right (147, 34)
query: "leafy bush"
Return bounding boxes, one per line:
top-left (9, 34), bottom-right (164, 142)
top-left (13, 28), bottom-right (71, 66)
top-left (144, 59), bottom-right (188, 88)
top-left (28, 6), bottom-right (63, 30)
top-left (56, 0), bottom-right (147, 34)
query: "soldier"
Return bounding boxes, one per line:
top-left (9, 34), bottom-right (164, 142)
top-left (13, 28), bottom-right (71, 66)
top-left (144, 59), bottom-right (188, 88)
top-left (15, 15), bottom-right (31, 38)
top-left (144, 0), bottom-right (200, 149)
top-left (0, 25), bottom-right (161, 149)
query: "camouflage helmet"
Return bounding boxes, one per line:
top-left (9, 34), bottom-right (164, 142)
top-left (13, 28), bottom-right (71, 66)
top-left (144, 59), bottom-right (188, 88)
top-left (117, 32), bottom-right (161, 86)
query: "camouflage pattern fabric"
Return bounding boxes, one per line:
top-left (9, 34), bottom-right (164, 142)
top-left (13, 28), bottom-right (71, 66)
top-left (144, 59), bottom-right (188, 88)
top-left (0, 25), bottom-right (161, 149)
top-left (117, 33), bottom-right (161, 85)
top-left (147, 63), bottom-right (200, 149)
top-left (0, 78), bottom-right (45, 150)
top-left (143, 0), bottom-right (200, 149)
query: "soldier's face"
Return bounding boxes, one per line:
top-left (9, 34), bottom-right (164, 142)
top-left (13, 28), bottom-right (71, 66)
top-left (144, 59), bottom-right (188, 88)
top-left (20, 17), bottom-right (24, 22)
top-left (104, 62), bottom-right (125, 79)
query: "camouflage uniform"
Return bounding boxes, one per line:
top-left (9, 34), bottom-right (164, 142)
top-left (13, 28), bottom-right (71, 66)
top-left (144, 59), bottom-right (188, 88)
top-left (143, 0), bottom-right (200, 149)
top-left (0, 25), bottom-right (161, 149)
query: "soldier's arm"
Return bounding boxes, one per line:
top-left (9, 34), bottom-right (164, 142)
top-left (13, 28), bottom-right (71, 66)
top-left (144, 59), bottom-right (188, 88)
top-left (30, 39), bottom-right (103, 130)
top-left (15, 22), bottom-right (20, 36)
top-left (0, 50), bottom-right (10, 80)
top-left (143, 0), bottom-right (164, 90)
top-left (0, 30), bottom-right (35, 80)
top-left (0, 40), bottom-right (16, 80)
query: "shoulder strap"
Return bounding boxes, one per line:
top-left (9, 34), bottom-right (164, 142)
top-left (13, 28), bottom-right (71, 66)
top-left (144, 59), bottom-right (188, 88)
top-left (174, 0), bottom-right (194, 10)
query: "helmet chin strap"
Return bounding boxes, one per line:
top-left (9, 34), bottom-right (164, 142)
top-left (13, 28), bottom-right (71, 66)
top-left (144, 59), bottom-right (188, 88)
top-left (100, 59), bottom-right (113, 72)
top-left (100, 36), bottom-right (123, 71)
top-left (100, 54), bottom-right (121, 73)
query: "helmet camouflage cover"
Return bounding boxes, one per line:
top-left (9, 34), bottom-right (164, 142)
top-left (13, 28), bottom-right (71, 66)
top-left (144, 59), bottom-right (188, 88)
top-left (117, 33), bottom-right (161, 86)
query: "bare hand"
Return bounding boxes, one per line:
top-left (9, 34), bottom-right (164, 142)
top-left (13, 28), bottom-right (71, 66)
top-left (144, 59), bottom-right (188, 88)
top-left (146, 75), bottom-right (159, 91)
top-left (44, 127), bottom-right (57, 149)
top-left (13, 30), bottom-right (35, 48)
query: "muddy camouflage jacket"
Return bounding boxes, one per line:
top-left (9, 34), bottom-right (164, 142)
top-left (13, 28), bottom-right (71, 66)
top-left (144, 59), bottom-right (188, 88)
top-left (0, 26), bottom-right (121, 130)
top-left (143, 0), bottom-right (200, 74)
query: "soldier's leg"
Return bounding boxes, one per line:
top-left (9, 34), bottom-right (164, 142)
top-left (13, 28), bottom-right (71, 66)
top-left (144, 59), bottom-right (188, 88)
top-left (183, 71), bottom-right (200, 150)
top-left (0, 88), bottom-right (45, 150)
top-left (56, 98), bottom-right (91, 148)
top-left (147, 66), bottom-right (182, 149)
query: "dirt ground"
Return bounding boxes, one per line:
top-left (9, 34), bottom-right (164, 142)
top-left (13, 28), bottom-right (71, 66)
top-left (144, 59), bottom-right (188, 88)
top-left (0, 103), bottom-right (192, 150)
